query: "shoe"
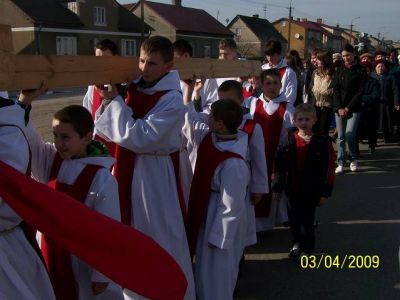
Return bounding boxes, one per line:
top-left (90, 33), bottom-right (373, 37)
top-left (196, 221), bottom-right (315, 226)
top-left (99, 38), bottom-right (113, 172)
top-left (350, 161), bottom-right (358, 172)
top-left (335, 163), bottom-right (344, 174)
top-left (289, 243), bottom-right (301, 258)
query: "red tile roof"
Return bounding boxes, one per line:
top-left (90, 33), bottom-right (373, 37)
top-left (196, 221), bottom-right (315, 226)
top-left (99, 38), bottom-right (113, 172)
top-left (126, 1), bottom-right (233, 36)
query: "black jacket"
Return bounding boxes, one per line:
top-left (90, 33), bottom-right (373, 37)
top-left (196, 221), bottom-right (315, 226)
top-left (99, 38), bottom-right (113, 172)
top-left (333, 63), bottom-right (367, 113)
top-left (272, 128), bottom-right (335, 204)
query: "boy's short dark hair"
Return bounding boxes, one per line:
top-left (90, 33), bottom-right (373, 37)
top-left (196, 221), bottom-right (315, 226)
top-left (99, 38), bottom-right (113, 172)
top-left (53, 105), bottom-right (94, 138)
top-left (219, 38), bottom-right (237, 50)
top-left (294, 103), bottom-right (317, 119)
top-left (95, 39), bottom-right (118, 55)
top-left (141, 36), bottom-right (174, 63)
top-left (173, 39), bottom-right (193, 57)
top-left (211, 99), bottom-right (243, 134)
top-left (342, 43), bottom-right (354, 53)
top-left (264, 39), bottom-right (282, 56)
top-left (260, 69), bottom-right (281, 85)
top-left (218, 80), bottom-right (243, 100)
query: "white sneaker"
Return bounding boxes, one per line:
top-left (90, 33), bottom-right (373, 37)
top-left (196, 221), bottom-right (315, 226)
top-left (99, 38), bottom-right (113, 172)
top-left (335, 163), bottom-right (344, 174)
top-left (350, 161), bottom-right (358, 172)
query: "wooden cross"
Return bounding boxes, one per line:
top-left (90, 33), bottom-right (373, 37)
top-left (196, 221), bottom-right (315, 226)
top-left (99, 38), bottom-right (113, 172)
top-left (0, 25), bottom-right (261, 91)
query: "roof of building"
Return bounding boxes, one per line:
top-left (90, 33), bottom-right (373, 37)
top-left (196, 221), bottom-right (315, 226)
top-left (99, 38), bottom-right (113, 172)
top-left (126, 1), bottom-right (233, 36)
top-left (117, 2), bottom-right (152, 32)
top-left (230, 15), bottom-right (287, 43)
top-left (11, 0), bottom-right (83, 28)
top-left (274, 17), bottom-right (335, 36)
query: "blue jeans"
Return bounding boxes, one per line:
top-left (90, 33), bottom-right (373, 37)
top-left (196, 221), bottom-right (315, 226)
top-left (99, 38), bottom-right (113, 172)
top-left (335, 112), bottom-right (360, 163)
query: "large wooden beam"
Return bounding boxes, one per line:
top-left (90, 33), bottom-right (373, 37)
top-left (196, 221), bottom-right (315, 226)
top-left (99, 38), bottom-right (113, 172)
top-left (0, 24), bottom-right (13, 53)
top-left (0, 54), bottom-right (261, 91)
top-left (0, 24), bottom-right (261, 91)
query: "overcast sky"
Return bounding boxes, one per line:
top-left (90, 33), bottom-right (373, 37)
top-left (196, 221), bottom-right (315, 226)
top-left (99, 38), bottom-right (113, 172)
top-left (118, 0), bottom-right (400, 41)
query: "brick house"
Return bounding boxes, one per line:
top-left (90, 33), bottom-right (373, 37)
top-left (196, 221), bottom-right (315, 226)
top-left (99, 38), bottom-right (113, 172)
top-left (0, 0), bottom-right (151, 55)
top-left (273, 17), bottom-right (341, 58)
top-left (125, 0), bottom-right (233, 58)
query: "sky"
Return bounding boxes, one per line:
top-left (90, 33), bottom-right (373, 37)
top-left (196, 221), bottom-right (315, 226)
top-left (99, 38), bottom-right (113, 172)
top-left (118, 0), bottom-right (400, 41)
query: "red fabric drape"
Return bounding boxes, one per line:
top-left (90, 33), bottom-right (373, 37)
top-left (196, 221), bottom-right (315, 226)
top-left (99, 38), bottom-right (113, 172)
top-left (253, 100), bottom-right (287, 217)
top-left (0, 160), bottom-right (187, 300)
top-left (187, 132), bottom-right (242, 255)
top-left (114, 84), bottom-right (186, 226)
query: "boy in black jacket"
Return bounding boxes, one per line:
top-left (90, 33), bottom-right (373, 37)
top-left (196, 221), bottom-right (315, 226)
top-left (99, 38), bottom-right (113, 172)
top-left (272, 103), bottom-right (336, 257)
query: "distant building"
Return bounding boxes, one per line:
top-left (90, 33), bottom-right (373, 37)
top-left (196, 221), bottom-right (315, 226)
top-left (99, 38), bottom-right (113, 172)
top-left (228, 14), bottom-right (287, 59)
top-left (0, 0), bottom-right (151, 55)
top-left (125, 0), bottom-right (233, 58)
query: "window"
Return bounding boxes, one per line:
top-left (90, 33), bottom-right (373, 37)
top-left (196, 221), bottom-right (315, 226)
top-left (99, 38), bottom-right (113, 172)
top-left (94, 7), bottom-right (106, 26)
top-left (203, 45), bottom-right (211, 58)
top-left (56, 36), bottom-right (77, 55)
top-left (61, 1), bottom-right (78, 14)
top-left (235, 28), bottom-right (241, 36)
top-left (121, 39), bottom-right (137, 57)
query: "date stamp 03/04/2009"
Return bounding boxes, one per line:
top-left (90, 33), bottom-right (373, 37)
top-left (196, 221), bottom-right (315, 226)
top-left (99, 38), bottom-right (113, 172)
top-left (300, 255), bottom-right (380, 269)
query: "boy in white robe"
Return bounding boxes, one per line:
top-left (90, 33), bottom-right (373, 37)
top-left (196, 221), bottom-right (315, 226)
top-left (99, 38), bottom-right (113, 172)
top-left (18, 98), bottom-right (123, 299)
top-left (93, 36), bottom-right (195, 300)
top-left (194, 39), bottom-right (241, 113)
top-left (243, 69), bottom-right (294, 232)
top-left (262, 39), bottom-right (298, 105)
top-left (217, 80), bottom-right (269, 246)
top-left (0, 96), bottom-right (55, 300)
top-left (83, 39), bottom-right (123, 157)
top-left (186, 99), bottom-right (250, 300)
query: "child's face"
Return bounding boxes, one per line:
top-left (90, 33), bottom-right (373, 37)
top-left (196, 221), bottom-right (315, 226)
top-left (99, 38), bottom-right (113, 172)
top-left (139, 49), bottom-right (173, 83)
top-left (95, 48), bottom-right (113, 57)
top-left (174, 51), bottom-right (190, 59)
top-left (266, 53), bottom-right (281, 66)
top-left (294, 112), bottom-right (316, 133)
top-left (208, 112), bottom-right (224, 133)
top-left (52, 119), bottom-right (91, 159)
top-left (219, 47), bottom-right (237, 60)
top-left (262, 75), bottom-right (281, 99)
top-left (218, 90), bottom-right (243, 104)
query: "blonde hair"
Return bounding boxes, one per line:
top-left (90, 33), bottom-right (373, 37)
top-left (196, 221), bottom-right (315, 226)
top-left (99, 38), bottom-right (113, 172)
top-left (294, 103), bottom-right (317, 119)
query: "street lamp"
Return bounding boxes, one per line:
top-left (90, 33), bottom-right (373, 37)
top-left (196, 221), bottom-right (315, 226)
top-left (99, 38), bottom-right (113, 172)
top-left (350, 17), bottom-right (360, 45)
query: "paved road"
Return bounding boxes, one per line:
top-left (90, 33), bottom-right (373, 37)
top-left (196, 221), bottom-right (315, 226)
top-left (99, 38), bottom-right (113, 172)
top-left (235, 142), bottom-right (400, 299)
top-left (29, 91), bottom-right (400, 299)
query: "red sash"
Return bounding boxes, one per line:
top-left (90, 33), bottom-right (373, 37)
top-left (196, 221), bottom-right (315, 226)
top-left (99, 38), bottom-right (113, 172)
top-left (114, 84), bottom-right (186, 226)
top-left (91, 88), bottom-right (117, 157)
top-left (0, 160), bottom-right (188, 300)
top-left (187, 132), bottom-right (242, 255)
top-left (253, 99), bottom-right (287, 217)
top-left (243, 87), bottom-right (254, 99)
top-left (277, 66), bottom-right (287, 79)
top-left (41, 153), bottom-right (102, 300)
top-left (241, 119), bottom-right (257, 138)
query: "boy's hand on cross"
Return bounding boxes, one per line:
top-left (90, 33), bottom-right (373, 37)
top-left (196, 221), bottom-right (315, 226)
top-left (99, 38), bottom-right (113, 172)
top-left (18, 81), bottom-right (48, 105)
top-left (94, 84), bottom-right (119, 100)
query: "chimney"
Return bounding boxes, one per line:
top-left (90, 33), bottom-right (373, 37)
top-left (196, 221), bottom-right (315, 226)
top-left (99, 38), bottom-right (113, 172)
top-left (316, 18), bottom-right (322, 24)
top-left (302, 18), bottom-right (308, 22)
top-left (172, 0), bottom-right (182, 6)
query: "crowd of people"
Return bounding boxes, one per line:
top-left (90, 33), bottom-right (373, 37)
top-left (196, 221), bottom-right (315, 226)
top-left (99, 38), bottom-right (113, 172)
top-left (0, 34), bottom-right (398, 300)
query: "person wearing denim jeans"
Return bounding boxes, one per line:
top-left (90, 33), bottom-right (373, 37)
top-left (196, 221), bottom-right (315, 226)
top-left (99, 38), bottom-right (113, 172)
top-left (333, 44), bottom-right (367, 173)
top-left (335, 112), bottom-right (360, 166)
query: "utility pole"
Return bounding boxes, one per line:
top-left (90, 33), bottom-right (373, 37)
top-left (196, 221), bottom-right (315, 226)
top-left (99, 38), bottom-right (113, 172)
top-left (350, 17), bottom-right (360, 45)
top-left (288, 0), bottom-right (293, 50)
top-left (263, 4), bottom-right (267, 19)
top-left (140, 0), bottom-right (145, 44)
